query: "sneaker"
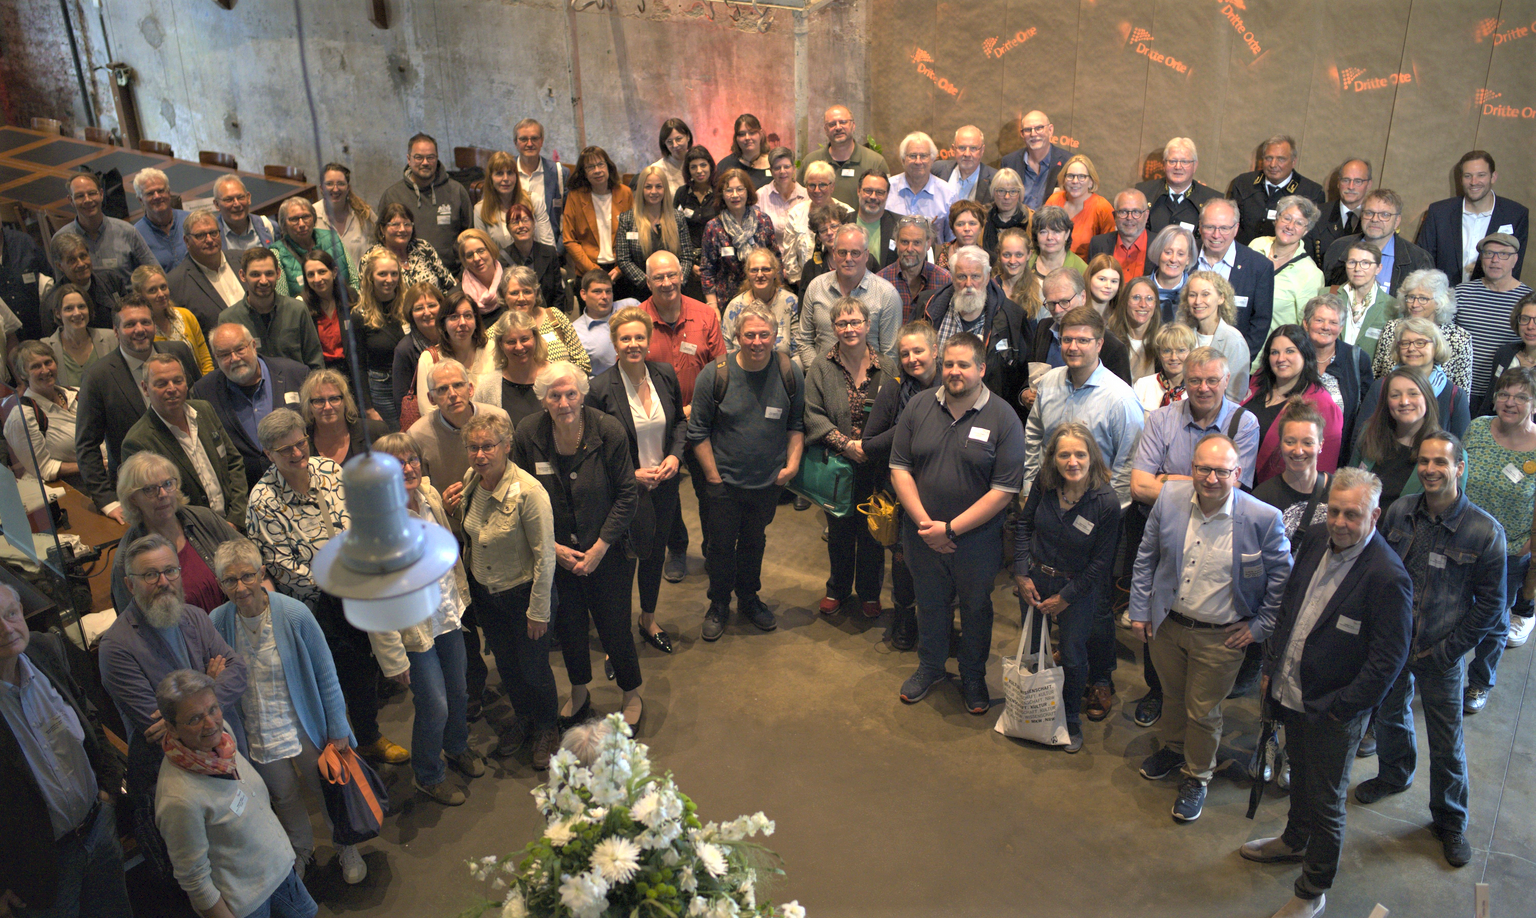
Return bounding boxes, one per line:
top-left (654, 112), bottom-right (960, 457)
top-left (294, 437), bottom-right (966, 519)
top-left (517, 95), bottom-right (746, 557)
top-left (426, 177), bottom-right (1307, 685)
top-left (1139, 746), bottom-right (1184, 780)
top-left (663, 550), bottom-right (687, 584)
top-left (701, 603), bottom-right (729, 642)
top-left (1431, 825), bottom-right (1472, 867)
top-left (415, 778), bottom-right (466, 806)
top-left (1064, 727), bottom-right (1084, 754)
top-left (1354, 777), bottom-right (1410, 805)
top-left (356, 736), bottom-right (409, 765)
top-left (860, 600), bottom-right (883, 619)
top-left (494, 715), bottom-right (534, 758)
top-left (293, 852), bottom-right (314, 880)
top-left (900, 668), bottom-right (946, 704)
top-left (1240, 836), bottom-right (1307, 863)
top-left (1171, 777), bottom-right (1206, 822)
top-left (961, 679), bottom-right (990, 715)
top-left (741, 596), bottom-right (777, 632)
top-left (817, 596), bottom-right (844, 615)
top-left (532, 726), bottom-right (560, 771)
top-left (890, 611), bottom-right (918, 652)
top-left (1269, 893), bottom-right (1326, 918)
top-left (446, 749), bottom-right (486, 778)
top-left (1508, 612), bottom-right (1534, 647)
top-left (1464, 685), bottom-right (1491, 715)
top-left (339, 844), bottom-right (367, 884)
top-left (1133, 693), bottom-right (1163, 727)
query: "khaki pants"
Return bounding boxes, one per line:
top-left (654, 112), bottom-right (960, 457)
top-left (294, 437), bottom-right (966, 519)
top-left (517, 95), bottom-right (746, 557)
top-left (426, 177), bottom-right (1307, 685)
top-left (1149, 617), bottom-right (1246, 783)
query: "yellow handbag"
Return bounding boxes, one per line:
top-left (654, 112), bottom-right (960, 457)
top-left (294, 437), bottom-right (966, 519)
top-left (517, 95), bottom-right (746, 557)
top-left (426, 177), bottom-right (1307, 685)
top-left (858, 489), bottom-right (901, 547)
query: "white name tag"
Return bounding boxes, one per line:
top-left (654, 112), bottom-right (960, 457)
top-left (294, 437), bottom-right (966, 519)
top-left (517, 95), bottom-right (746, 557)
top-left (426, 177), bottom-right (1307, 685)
top-left (681, 207), bottom-right (695, 218)
top-left (21, 272), bottom-right (35, 283)
top-left (995, 338), bottom-right (1008, 351)
top-left (1365, 327), bottom-right (1381, 339)
top-left (1179, 222), bottom-right (1195, 232)
top-left (1504, 463), bottom-right (1525, 484)
top-left (535, 461), bottom-right (554, 475)
top-left (542, 332), bottom-right (558, 342)
top-left (1429, 552), bottom-right (1446, 569)
top-left (99, 256), bottom-right (120, 269)
top-left (968, 426), bottom-right (990, 442)
top-left (720, 246), bottom-right (735, 257)
top-left (230, 788), bottom-right (248, 816)
top-left (626, 232), bottom-right (639, 241)
top-left (252, 337), bottom-right (263, 350)
top-left (216, 442), bottom-right (226, 458)
top-left (1499, 223), bottom-right (1515, 234)
top-left (764, 406), bottom-right (783, 419)
top-left (680, 342), bottom-right (697, 355)
top-left (888, 238), bottom-right (896, 251)
top-left (1073, 515), bottom-right (1094, 535)
top-left (841, 168), bottom-right (855, 177)
top-left (284, 391), bottom-right (300, 404)
top-left (1336, 616), bottom-right (1362, 635)
top-left (1234, 295), bottom-right (1250, 310)
top-left (437, 204), bottom-right (453, 225)
top-left (1266, 209), bottom-right (1277, 220)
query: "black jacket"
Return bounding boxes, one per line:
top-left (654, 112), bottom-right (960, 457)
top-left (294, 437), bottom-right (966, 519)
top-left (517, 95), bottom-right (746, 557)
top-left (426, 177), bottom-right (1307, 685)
top-left (74, 340), bottom-right (201, 510)
top-left (587, 362), bottom-right (688, 469)
top-left (0, 225), bottom-right (54, 341)
top-left (192, 355), bottom-right (312, 489)
top-left (1226, 170), bottom-right (1326, 245)
top-left (504, 239), bottom-right (567, 314)
top-left (40, 270), bottom-right (123, 336)
top-left (1263, 526), bottom-right (1413, 722)
top-left (1322, 233), bottom-right (1434, 295)
top-left (1135, 179), bottom-right (1222, 240)
top-left (513, 406), bottom-right (639, 551)
top-left (1027, 317), bottom-right (1134, 386)
top-left (1322, 340), bottom-right (1374, 466)
top-left (1306, 200), bottom-right (1361, 270)
top-left (920, 280), bottom-right (1031, 423)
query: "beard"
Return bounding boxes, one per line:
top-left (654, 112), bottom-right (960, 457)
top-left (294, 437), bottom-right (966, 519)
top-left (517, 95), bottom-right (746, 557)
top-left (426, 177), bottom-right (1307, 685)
top-left (953, 285), bottom-right (986, 321)
top-left (139, 587), bottom-right (186, 628)
top-left (224, 360), bottom-right (259, 386)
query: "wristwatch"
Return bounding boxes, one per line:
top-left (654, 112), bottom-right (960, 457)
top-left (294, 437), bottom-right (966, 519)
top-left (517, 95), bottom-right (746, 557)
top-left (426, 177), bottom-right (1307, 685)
top-left (945, 521), bottom-right (955, 541)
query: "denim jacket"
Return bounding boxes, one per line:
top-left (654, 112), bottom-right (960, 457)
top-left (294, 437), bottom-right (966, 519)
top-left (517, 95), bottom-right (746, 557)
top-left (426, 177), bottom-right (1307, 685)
top-left (1381, 490), bottom-right (1507, 671)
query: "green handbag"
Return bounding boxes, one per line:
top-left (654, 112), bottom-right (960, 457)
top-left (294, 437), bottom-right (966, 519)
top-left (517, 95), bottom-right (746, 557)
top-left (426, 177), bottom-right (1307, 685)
top-left (787, 444), bottom-right (856, 517)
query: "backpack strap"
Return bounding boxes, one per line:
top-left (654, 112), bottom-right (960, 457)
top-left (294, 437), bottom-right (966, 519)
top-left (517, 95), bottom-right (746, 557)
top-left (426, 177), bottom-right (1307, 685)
top-left (712, 357), bottom-right (730, 404)
top-left (775, 351), bottom-right (796, 400)
top-left (1225, 404), bottom-right (1248, 440)
top-left (715, 353), bottom-right (797, 404)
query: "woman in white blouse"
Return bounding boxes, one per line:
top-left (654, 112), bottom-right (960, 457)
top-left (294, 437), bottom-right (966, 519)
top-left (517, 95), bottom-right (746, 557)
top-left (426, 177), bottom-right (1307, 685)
top-left (1178, 270), bottom-right (1251, 400)
top-left (4, 340), bottom-right (82, 488)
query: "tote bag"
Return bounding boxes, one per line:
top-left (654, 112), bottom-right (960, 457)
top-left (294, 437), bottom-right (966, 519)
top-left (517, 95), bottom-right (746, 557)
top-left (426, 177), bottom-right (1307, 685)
top-left (994, 607), bottom-right (1070, 746)
top-left (318, 744), bottom-right (391, 845)
top-left (787, 444), bottom-right (855, 517)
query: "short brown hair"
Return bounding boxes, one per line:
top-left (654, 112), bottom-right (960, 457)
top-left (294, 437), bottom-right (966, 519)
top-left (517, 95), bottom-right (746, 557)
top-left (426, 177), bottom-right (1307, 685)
top-left (1057, 304), bottom-right (1104, 338)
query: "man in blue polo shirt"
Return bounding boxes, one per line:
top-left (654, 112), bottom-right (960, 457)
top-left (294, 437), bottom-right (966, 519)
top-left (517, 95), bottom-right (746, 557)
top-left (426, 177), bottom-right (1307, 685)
top-left (890, 332), bottom-right (1025, 716)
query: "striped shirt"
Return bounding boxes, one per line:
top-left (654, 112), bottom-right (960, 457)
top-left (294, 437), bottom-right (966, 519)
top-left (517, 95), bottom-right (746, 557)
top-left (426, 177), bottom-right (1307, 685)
top-left (1454, 280), bottom-right (1532, 401)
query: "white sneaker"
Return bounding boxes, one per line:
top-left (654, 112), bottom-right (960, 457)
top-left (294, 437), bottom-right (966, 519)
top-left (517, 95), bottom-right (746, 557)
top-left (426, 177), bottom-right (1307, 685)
top-left (339, 844), bottom-right (367, 884)
top-left (1270, 893), bottom-right (1325, 918)
top-left (1117, 609), bottom-right (1132, 629)
top-left (1507, 613), bottom-right (1534, 648)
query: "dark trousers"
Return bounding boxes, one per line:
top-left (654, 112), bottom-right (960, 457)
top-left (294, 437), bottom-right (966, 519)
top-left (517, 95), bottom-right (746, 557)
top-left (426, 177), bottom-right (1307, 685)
top-left (703, 481), bottom-right (781, 606)
top-left (555, 550), bottom-right (642, 691)
top-left (1279, 705), bottom-right (1369, 899)
top-left (1469, 552), bottom-right (1531, 689)
top-left (826, 468), bottom-right (885, 603)
top-left (636, 477), bottom-right (681, 615)
top-left (460, 603), bottom-right (490, 699)
top-left (469, 577), bottom-right (559, 730)
top-left (1375, 656), bottom-right (1470, 832)
top-left (669, 448), bottom-right (710, 556)
top-left (1100, 501), bottom-right (1153, 691)
top-left (1022, 571), bottom-right (1096, 727)
top-left (19, 799), bottom-right (133, 918)
top-left (315, 592), bottom-right (382, 747)
top-left (904, 517), bottom-right (1002, 684)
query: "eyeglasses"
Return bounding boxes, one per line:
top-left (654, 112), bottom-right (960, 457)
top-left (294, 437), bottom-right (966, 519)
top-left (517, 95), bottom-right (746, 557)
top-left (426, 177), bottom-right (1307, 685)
top-left (1275, 213), bottom-right (1309, 228)
top-left (1163, 159), bottom-right (1195, 168)
top-left (1496, 392), bottom-right (1534, 405)
top-left (1344, 259), bottom-right (1378, 269)
top-left (431, 380), bottom-right (470, 396)
top-left (1482, 250), bottom-right (1517, 261)
top-left (465, 440), bottom-right (505, 455)
top-left (269, 439), bottom-right (308, 457)
top-left (1338, 176), bottom-right (1370, 186)
top-left (833, 319), bottom-right (865, 329)
top-left (1060, 335), bottom-right (1099, 347)
top-left (1020, 125), bottom-right (1050, 135)
top-left (1062, 173), bottom-right (1091, 183)
top-left (1200, 223), bottom-right (1237, 234)
top-left (1361, 209), bottom-right (1398, 220)
top-left (1042, 297), bottom-right (1077, 311)
top-left (218, 571), bottom-right (261, 590)
top-left (1401, 294), bottom-right (1434, 306)
top-left (385, 221), bottom-right (413, 231)
top-left (136, 478), bottom-right (178, 498)
top-left (129, 566), bottom-right (182, 583)
top-left (309, 395), bottom-right (344, 408)
top-left (1192, 466), bottom-right (1236, 480)
top-left (408, 153), bottom-right (438, 163)
top-left (1114, 208), bottom-right (1148, 218)
top-left (806, 182), bottom-right (832, 191)
top-left (1517, 315), bottom-right (1536, 327)
top-left (1398, 338), bottom-right (1432, 352)
top-left (187, 229), bottom-right (220, 241)
top-left (392, 455), bottom-right (422, 467)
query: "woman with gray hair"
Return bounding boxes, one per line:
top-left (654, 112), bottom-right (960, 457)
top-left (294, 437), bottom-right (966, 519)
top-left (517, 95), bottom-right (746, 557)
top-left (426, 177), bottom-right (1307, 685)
top-left (1356, 315), bottom-right (1470, 438)
top-left (501, 264), bottom-right (589, 372)
top-left (982, 167), bottom-right (1030, 255)
top-left (513, 360), bottom-right (643, 727)
top-left (153, 669), bottom-right (320, 917)
top-left (4, 339), bottom-right (83, 488)
top-left (206, 539), bottom-right (369, 882)
top-left (1250, 194), bottom-right (1326, 330)
top-left (110, 450), bottom-right (242, 614)
top-left (1372, 268), bottom-right (1472, 390)
top-left (1145, 223), bottom-right (1197, 320)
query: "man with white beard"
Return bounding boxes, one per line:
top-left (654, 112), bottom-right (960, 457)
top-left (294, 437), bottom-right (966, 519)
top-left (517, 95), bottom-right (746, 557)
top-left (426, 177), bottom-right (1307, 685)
top-left (193, 323), bottom-right (311, 489)
top-left (99, 534), bottom-right (248, 800)
top-left (921, 245), bottom-right (1029, 419)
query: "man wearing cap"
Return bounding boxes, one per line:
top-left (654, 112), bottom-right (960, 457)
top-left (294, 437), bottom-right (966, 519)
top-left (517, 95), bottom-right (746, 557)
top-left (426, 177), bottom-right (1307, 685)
top-left (1452, 232), bottom-right (1533, 406)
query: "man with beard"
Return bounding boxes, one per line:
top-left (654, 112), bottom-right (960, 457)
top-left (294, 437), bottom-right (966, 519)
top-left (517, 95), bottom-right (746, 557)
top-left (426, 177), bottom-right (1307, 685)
top-left (800, 105), bottom-right (887, 209)
top-left (877, 215), bottom-right (951, 323)
top-left (218, 247), bottom-right (323, 371)
top-left (798, 224), bottom-right (901, 366)
top-left (99, 534), bottom-right (248, 800)
top-left (168, 208), bottom-right (245, 335)
top-left (193, 323), bottom-right (311, 489)
top-left (1416, 151), bottom-right (1528, 285)
top-left (1088, 189), bottom-right (1151, 277)
top-left (377, 132), bottom-right (475, 272)
top-left (1307, 159), bottom-right (1373, 268)
top-left (890, 332), bottom-right (1025, 714)
top-left (923, 245), bottom-right (1029, 420)
top-left (854, 170), bottom-right (901, 270)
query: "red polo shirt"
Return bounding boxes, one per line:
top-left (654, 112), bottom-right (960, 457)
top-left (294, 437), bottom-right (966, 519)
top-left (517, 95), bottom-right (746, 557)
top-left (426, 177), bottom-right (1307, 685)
top-left (641, 294), bottom-right (724, 405)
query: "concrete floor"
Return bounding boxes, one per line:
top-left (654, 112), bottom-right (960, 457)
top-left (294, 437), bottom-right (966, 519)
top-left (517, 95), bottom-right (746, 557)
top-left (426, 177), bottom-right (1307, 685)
top-left (293, 488), bottom-right (1535, 918)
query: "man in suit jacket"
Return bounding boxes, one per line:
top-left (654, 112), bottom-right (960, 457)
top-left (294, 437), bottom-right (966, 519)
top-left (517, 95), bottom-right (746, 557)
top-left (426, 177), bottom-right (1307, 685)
top-left (1415, 150), bottom-right (1529, 285)
top-left (855, 172), bottom-right (902, 271)
top-left (0, 584), bottom-right (133, 917)
top-left (1242, 468), bottom-right (1412, 918)
top-left (1196, 198), bottom-right (1275, 353)
top-left (1130, 436), bottom-right (1292, 823)
top-left (1322, 189), bottom-right (1434, 294)
top-left (1136, 137), bottom-right (1223, 240)
top-left (1227, 135), bottom-right (1327, 245)
top-left (121, 353), bottom-right (247, 527)
top-left (74, 299), bottom-right (201, 522)
top-left (1087, 188), bottom-right (1151, 277)
top-left (514, 118), bottom-right (570, 254)
top-left (193, 322), bottom-right (311, 489)
top-left (167, 209), bottom-right (246, 335)
top-left (930, 125), bottom-right (995, 204)
top-left (998, 111), bottom-right (1071, 211)
top-left (1305, 159), bottom-right (1373, 268)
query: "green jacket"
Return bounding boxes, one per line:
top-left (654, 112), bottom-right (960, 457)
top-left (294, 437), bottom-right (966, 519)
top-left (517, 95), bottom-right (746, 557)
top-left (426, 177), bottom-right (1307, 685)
top-left (1330, 284), bottom-right (1393, 364)
top-left (121, 398), bottom-right (248, 527)
top-left (273, 226), bottom-right (353, 300)
top-left (218, 296), bottom-right (324, 370)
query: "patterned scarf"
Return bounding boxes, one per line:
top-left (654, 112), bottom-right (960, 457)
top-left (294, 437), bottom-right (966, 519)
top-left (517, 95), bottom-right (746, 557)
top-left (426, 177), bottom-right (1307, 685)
top-left (1158, 373), bottom-right (1187, 407)
top-left (163, 729), bottom-right (239, 780)
top-left (718, 205), bottom-right (761, 258)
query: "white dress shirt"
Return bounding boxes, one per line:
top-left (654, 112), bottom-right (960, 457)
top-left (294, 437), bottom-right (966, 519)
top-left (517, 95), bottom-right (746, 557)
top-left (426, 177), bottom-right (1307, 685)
top-left (1273, 534), bottom-right (1369, 712)
top-left (1173, 489), bottom-right (1237, 624)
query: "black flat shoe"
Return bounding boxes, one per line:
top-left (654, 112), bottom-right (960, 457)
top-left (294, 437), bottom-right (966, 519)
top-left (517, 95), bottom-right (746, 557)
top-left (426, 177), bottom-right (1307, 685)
top-left (640, 626), bottom-right (674, 654)
top-left (604, 657), bottom-right (615, 681)
top-left (559, 695), bottom-right (593, 730)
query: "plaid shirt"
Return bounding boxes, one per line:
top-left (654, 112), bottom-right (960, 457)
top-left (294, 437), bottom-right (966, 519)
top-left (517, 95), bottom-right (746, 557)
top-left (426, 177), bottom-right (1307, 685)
top-left (877, 261), bottom-right (953, 323)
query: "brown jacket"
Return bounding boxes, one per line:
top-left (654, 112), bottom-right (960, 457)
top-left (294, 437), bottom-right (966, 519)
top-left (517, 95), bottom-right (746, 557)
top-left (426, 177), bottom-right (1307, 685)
top-left (562, 184), bottom-right (635, 274)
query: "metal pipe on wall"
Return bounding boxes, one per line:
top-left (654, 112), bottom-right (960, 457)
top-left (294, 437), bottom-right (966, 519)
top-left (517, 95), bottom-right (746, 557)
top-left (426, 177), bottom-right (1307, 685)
top-left (58, 0), bottom-right (97, 127)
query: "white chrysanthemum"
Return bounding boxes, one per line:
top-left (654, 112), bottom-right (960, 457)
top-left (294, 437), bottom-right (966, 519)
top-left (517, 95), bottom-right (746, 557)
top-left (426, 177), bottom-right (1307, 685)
top-left (679, 864), bottom-right (697, 893)
top-left (632, 791), bottom-right (661, 828)
top-left (780, 900), bottom-right (806, 918)
top-left (696, 842), bottom-right (728, 878)
top-left (590, 836), bottom-right (642, 884)
top-left (558, 871), bottom-right (610, 918)
top-left (545, 818), bottom-right (577, 848)
top-left (500, 889), bottom-right (528, 918)
top-left (687, 896), bottom-right (709, 917)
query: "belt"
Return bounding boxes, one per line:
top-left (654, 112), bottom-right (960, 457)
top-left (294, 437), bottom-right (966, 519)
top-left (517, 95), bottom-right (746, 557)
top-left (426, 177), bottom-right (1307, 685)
top-left (1033, 562), bottom-right (1079, 579)
top-left (56, 799), bottom-right (101, 847)
top-left (1165, 609), bottom-right (1236, 631)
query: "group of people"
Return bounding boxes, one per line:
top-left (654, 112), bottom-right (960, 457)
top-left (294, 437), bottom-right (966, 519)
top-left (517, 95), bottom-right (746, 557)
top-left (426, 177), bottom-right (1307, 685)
top-left (0, 107), bottom-right (1529, 918)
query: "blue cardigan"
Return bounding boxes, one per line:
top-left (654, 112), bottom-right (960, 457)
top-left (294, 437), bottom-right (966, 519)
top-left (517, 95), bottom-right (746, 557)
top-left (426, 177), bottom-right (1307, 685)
top-left (210, 591), bottom-right (355, 749)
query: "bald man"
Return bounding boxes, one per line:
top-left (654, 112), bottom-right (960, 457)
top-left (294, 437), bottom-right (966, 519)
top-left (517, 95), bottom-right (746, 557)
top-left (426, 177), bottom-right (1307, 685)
top-left (998, 111), bottom-right (1072, 211)
top-left (931, 125), bottom-right (996, 203)
top-left (800, 105), bottom-right (888, 209)
top-left (1088, 189), bottom-right (1151, 276)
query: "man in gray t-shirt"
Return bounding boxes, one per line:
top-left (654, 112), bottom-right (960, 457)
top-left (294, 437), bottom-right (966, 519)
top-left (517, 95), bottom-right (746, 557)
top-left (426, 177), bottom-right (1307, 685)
top-left (687, 305), bottom-right (805, 640)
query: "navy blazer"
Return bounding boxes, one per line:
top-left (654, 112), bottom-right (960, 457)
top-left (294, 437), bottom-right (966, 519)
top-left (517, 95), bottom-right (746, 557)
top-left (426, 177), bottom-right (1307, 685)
top-left (534, 155), bottom-right (570, 255)
top-left (1208, 242), bottom-right (1275, 355)
top-left (931, 159), bottom-right (996, 204)
top-left (999, 144), bottom-right (1070, 209)
top-left (1263, 525), bottom-right (1413, 722)
top-left (1226, 169), bottom-right (1326, 245)
top-left (1415, 194), bottom-right (1529, 286)
top-left (192, 355), bottom-right (312, 489)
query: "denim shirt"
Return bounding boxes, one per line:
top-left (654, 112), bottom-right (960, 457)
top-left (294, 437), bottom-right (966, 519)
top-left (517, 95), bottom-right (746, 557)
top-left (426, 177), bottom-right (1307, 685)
top-left (1381, 490), bottom-right (1507, 670)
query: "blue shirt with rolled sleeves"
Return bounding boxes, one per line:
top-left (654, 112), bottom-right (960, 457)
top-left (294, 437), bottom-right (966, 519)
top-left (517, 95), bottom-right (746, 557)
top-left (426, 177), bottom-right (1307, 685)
top-left (1133, 398), bottom-right (1261, 489)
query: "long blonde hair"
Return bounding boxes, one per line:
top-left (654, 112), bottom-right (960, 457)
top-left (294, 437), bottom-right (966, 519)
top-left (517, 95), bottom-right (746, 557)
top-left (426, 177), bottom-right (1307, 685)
top-left (479, 151), bottom-right (532, 228)
top-left (354, 249), bottom-right (401, 331)
top-left (632, 164), bottom-right (680, 259)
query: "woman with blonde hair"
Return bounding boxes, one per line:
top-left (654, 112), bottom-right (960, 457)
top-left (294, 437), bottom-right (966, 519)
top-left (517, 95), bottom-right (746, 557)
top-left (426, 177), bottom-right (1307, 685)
top-left (350, 248), bottom-right (405, 427)
top-left (1044, 154), bottom-right (1115, 262)
top-left (456, 227), bottom-right (504, 319)
top-left (500, 265), bottom-right (589, 372)
top-left (133, 265), bottom-right (212, 374)
top-left (302, 368), bottom-right (387, 466)
top-left (1132, 320), bottom-right (1196, 410)
top-left (475, 309), bottom-right (550, 428)
top-left (723, 249), bottom-right (797, 355)
top-left (993, 227), bottom-right (1038, 315)
top-left (1177, 270), bottom-right (1250, 399)
top-left (474, 150), bottom-right (532, 250)
top-left (616, 163), bottom-right (693, 302)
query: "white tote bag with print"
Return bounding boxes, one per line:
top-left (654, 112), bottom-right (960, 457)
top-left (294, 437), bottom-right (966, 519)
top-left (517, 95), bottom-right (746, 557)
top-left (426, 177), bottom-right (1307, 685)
top-left (994, 607), bottom-right (1070, 745)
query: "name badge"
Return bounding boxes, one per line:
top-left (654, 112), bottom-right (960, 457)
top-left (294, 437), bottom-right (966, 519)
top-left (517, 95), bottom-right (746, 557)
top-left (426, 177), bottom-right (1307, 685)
top-left (626, 232), bottom-right (639, 241)
top-left (252, 337), bottom-right (263, 350)
top-left (841, 168), bottom-right (855, 177)
top-left (765, 406), bottom-right (783, 419)
top-left (542, 332), bottom-right (558, 343)
top-left (437, 204), bottom-right (453, 226)
top-left (995, 338), bottom-right (1008, 351)
top-left (1266, 209), bottom-right (1277, 220)
top-left (100, 256), bottom-right (120, 269)
top-left (1242, 563), bottom-right (1263, 578)
top-left (1499, 223), bottom-right (1515, 234)
top-left (680, 342), bottom-right (697, 355)
top-left (721, 246), bottom-right (735, 257)
top-left (1073, 516), bottom-right (1094, 535)
top-left (888, 238), bottom-right (896, 251)
top-left (681, 207), bottom-right (695, 218)
top-left (1429, 552), bottom-right (1446, 569)
top-left (230, 788), bottom-right (248, 816)
top-left (21, 272), bottom-right (35, 284)
top-left (1336, 616), bottom-right (1362, 635)
top-left (1504, 463), bottom-right (1525, 484)
top-left (535, 461), bottom-right (554, 475)
top-left (216, 442), bottom-right (226, 458)
top-left (1365, 327), bottom-right (1381, 339)
top-left (1233, 295), bottom-right (1250, 310)
top-left (284, 391), bottom-right (300, 404)
top-left (1179, 222), bottom-right (1195, 232)
top-left (968, 426), bottom-right (990, 442)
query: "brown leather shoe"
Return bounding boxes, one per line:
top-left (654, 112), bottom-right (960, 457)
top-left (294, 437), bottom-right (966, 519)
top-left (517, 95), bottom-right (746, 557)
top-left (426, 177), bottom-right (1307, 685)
top-left (1084, 685), bottom-right (1113, 722)
top-left (532, 726), bottom-right (561, 771)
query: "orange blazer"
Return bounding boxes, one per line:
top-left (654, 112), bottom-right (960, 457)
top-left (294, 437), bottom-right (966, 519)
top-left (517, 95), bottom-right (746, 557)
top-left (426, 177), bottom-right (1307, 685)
top-left (562, 185), bottom-right (635, 274)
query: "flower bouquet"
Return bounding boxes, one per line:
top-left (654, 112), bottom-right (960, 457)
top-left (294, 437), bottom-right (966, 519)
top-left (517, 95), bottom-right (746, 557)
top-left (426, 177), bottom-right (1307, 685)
top-left (467, 714), bottom-right (805, 918)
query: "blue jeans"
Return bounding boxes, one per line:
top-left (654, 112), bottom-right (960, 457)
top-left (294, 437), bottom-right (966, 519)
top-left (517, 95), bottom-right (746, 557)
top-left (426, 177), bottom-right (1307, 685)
top-left (903, 517), bottom-right (1002, 684)
top-left (1021, 570), bottom-right (1094, 728)
top-left (408, 628), bottom-right (470, 786)
top-left (1278, 706), bottom-right (1368, 899)
top-left (1468, 552), bottom-right (1531, 689)
top-left (1375, 655), bottom-right (1469, 833)
top-left (243, 869), bottom-right (318, 918)
top-left (18, 801), bottom-right (132, 918)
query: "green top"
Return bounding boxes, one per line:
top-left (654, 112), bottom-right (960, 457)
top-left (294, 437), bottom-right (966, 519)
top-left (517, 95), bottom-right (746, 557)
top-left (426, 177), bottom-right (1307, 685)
top-left (1464, 415), bottom-right (1536, 555)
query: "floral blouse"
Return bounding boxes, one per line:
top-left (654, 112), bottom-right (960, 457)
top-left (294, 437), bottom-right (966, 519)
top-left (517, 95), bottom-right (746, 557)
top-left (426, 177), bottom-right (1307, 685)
top-left (246, 457), bottom-right (350, 607)
top-left (365, 239), bottom-right (454, 295)
top-left (1372, 318), bottom-right (1473, 393)
top-left (700, 209), bottom-right (780, 303)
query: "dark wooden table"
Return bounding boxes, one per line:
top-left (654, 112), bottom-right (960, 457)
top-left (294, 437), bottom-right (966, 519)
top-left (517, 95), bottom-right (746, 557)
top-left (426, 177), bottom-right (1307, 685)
top-left (0, 125), bottom-right (315, 224)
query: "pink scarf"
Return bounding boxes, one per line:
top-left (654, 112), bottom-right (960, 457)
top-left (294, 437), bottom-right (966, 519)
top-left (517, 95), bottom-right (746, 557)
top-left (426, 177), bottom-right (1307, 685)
top-left (461, 260), bottom-right (504, 316)
top-left (163, 729), bottom-right (239, 780)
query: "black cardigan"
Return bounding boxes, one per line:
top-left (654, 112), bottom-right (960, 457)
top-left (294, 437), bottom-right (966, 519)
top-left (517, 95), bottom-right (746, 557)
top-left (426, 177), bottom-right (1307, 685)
top-left (512, 406), bottom-right (638, 551)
